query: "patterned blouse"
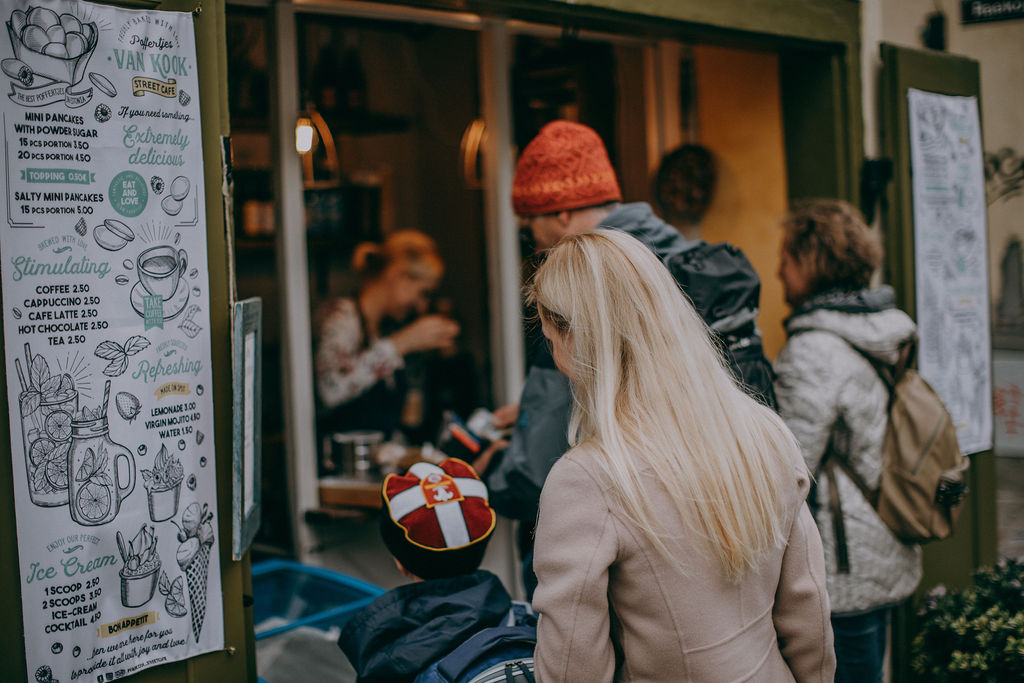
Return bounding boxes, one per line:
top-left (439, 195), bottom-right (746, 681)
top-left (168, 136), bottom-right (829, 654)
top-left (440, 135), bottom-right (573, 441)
top-left (314, 298), bottom-right (404, 409)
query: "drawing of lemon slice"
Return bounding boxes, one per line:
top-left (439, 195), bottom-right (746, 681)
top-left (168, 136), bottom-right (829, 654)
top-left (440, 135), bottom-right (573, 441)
top-left (29, 437), bottom-right (56, 466)
top-left (45, 446), bottom-right (70, 491)
top-left (75, 482), bottom-right (111, 522)
top-left (44, 410), bottom-right (73, 441)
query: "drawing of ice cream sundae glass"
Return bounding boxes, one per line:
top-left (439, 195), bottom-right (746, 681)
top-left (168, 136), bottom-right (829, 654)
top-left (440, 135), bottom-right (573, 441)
top-left (67, 381), bottom-right (135, 526)
top-left (117, 524), bottom-right (161, 608)
top-left (141, 443), bottom-right (184, 522)
top-left (15, 343), bottom-right (78, 507)
top-left (5, 7), bottom-right (97, 90)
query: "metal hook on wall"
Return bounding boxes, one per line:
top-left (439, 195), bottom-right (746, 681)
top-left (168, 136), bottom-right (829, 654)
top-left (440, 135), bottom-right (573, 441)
top-left (458, 118), bottom-right (486, 190)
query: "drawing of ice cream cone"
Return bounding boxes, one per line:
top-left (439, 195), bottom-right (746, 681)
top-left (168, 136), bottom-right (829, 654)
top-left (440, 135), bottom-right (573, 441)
top-left (173, 502), bottom-right (214, 640)
top-left (182, 541), bottom-right (209, 639)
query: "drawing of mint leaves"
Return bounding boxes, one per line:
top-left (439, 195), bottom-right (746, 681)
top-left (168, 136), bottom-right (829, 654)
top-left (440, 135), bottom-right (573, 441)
top-left (21, 353), bottom-right (73, 415)
top-left (94, 335), bottom-right (150, 377)
top-left (75, 446), bottom-right (112, 488)
top-left (30, 353), bottom-right (50, 388)
top-left (20, 391), bottom-right (41, 417)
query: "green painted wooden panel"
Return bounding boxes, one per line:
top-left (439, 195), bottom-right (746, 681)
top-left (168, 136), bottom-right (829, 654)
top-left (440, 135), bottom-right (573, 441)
top-left (0, 1), bottom-right (254, 682)
top-left (780, 48), bottom-right (855, 204)
top-left (879, 42), bottom-right (995, 683)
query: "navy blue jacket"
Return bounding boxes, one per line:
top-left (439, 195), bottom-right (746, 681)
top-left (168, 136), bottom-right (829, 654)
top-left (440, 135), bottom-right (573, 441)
top-left (337, 570), bottom-right (511, 683)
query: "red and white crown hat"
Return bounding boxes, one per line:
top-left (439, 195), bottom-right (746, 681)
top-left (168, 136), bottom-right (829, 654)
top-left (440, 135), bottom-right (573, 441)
top-left (382, 459), bottom-right (496, 552)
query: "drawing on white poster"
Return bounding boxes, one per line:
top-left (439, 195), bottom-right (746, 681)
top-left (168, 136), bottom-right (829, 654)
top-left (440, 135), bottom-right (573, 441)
top-left (0, 2), bottom-right (223, 680)
top-left (908, 88), bottom-right (993, 454)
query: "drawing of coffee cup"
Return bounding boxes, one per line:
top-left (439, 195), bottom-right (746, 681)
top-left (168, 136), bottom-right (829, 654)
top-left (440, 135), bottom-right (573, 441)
top-left (137, 245), bottom-right (187, 300)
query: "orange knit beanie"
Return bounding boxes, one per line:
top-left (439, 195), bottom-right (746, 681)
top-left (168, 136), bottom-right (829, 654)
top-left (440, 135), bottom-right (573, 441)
top-left (512, 121), bottom-right (622, 216)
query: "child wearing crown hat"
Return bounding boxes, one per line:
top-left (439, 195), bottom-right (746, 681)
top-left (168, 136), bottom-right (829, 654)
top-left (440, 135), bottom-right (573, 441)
top-left (338, 458), bottom-right (522, 682)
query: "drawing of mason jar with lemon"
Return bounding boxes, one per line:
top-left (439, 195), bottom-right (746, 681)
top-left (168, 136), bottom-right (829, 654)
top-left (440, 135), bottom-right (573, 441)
top-left (67, 381), bottom-right (135, 526)
top-left (4, 6), bottom-right (99, 106)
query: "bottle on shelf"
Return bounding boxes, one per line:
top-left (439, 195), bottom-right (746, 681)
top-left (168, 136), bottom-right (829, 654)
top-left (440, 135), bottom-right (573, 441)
top-left (336, 36), bottom-right (367, 116)
top-left (312, 45), bottom-right (338, 114)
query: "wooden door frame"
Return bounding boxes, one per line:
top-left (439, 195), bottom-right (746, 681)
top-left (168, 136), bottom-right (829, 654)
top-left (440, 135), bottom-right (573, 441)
top-left (252, 0), bottom-right (864, 567)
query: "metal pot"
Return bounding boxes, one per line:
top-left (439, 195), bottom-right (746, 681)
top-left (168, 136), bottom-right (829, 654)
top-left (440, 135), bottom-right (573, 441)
top-left (328, 430), bottom-right (384, 481)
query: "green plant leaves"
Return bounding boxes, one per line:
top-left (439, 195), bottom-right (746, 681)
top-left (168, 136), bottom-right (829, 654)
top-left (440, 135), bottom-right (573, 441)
top-left (913, 559), bottom-right (1024, 681)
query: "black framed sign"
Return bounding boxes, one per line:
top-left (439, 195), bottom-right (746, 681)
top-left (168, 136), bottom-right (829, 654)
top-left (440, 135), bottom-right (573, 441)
top-left (961, 1), bottom-right (1024, 24)
top-left (232, 297), bottom-right (262, 560)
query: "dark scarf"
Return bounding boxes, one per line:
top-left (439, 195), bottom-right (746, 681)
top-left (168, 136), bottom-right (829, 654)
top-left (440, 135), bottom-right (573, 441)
top-left (788, 285), bottom-right (896, 321)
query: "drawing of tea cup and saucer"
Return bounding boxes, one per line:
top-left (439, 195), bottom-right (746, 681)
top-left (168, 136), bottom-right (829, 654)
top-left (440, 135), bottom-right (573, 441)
top-left (130, 245), bottom-right (190, 320)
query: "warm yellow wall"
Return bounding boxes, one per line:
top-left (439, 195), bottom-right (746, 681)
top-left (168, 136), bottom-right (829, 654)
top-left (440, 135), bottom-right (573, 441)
top-left (693, 45), bottom-right (790, 359)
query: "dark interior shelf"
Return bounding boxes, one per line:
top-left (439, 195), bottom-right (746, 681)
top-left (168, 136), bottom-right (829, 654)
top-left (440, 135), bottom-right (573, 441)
top-left (235, 237), bottom-right (276, 250)
top-left (325, 110), bottom-right (411, 136)
top-left (234, 235), bottom-right (366, 252)
top-left (229, 110), bottom-right (410, 137)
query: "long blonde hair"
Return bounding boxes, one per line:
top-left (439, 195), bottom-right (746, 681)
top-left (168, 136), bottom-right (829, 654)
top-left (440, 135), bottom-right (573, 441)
top-left (529, 229), bottom-right (800, 581)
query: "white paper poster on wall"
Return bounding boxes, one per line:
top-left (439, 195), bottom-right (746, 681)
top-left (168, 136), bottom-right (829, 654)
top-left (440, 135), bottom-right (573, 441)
top-left (908, 88), bottom-right (993, 455)
top-left (0, 1), bottom-right (223, 680)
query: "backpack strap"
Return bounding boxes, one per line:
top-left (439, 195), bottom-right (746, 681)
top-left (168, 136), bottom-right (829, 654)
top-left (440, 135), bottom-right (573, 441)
top-left (848, 337), bottom-right (917, 398)
top-left (809, 335), bottom-right (914, 575)
top-left (504, 661), bottom-right (535, 682)
top-left (818, 436), bottom-right (866, 575)
top-left (822, 459), bottom-right (850, 574)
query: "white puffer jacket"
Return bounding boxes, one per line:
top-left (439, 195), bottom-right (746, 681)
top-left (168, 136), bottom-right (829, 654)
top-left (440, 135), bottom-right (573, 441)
top-left (774, 287), bottom-right (922, 614)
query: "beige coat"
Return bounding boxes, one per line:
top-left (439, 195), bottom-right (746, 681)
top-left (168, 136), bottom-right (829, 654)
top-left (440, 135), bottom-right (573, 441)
top-left (533, 443), bottom-right (835, 683)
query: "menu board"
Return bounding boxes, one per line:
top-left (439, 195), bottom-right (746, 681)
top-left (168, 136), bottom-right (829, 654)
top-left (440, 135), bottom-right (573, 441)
top-left (0, 1), bottom-right (223, 680)
top-left (908, 88), bottom-right (993, 455)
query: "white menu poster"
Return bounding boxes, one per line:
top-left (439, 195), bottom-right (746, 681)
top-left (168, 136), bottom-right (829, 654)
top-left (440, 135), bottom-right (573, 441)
top-left (0, 1), bottom-right (224, 681)
top-left (908, 88), bottom-right (993, 455)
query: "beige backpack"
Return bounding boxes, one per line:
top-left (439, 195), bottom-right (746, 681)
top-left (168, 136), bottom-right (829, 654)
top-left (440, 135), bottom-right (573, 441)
top-left (821, 338), bottom-right (969, 573)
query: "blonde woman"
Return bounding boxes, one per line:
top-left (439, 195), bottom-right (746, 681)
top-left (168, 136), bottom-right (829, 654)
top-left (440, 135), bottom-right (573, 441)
top-left (314, 230), bottom-right (459, 441)
top-left (529, 230), bottom-right (834, 682)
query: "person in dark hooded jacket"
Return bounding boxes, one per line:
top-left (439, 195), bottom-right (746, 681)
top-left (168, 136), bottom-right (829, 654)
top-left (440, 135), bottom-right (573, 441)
top-left (338, 458), bottom-right (519, 683)
top-left (476, 120), bottom-right (776, 598)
